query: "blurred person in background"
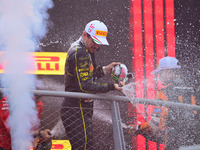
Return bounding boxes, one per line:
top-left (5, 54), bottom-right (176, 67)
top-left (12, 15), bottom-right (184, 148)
top-left (32, 95), bottom-right (53, 150)
top-left (61, 20), bottom-right (123, 150)
top-left (0, 94), bottom-right (52, 150)
top-left (128, 56), bottom-right (200, 149)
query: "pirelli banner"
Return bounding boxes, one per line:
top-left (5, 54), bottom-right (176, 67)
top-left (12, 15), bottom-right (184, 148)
top-left (0, 52), bottom-right (67, 75)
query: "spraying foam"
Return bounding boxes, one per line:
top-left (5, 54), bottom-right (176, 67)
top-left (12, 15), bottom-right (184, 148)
top-left (94, 109), bottom-right (128, 128)
top-left (0, 0), bottom-right (53, 149)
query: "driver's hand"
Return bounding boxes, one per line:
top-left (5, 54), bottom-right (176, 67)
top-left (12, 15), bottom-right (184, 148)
top-left (103, 62), bottom-right (121, 74)
top-left (114, 83), bottom-right (122, 92)
top-left (40, 129), bottom-right (53, 141)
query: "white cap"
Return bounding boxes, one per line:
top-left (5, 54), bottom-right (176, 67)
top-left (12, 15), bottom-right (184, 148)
top-left (151, 56), bottom-right (181, 74)
top-left (85, 20), bottom-right (109, 45)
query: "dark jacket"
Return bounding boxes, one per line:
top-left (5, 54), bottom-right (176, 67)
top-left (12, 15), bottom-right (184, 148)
top-left (64, 37), bottom-right (114, 106)
top-left (161, 79), bottom-right (199, 149)
top-left (137, 78), bottom-right (200, 149)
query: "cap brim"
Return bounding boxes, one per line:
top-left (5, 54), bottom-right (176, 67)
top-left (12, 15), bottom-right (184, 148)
top-left (151, 65), bottom-right (181, 74)
top-left (151, 68), bottom-right (161, 74)
top-left (92, 36), bottom-right (109, 45)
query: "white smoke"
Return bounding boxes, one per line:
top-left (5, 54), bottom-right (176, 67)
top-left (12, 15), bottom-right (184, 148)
top-left (0, 0), bottom-right (53, 149)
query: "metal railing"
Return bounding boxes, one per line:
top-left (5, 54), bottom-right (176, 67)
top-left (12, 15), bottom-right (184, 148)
top-left (1, 89), bottom-right (200, 150)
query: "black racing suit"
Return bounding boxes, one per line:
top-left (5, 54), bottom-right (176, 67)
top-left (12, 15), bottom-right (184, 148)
top-left (61, 37), bottom-right (115, 150)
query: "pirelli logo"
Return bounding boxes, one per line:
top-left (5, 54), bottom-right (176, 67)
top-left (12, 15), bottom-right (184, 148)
top-left (30, 140), bottom-right (71, 150)
top-left (0, 52), bottom-right (67, 75)
top-left (95, 30), bottom-right (107, 37)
